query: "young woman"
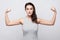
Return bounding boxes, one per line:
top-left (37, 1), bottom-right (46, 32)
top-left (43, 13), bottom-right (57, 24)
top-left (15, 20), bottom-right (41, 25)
top-left (5, 2), bottom-right (57, 40)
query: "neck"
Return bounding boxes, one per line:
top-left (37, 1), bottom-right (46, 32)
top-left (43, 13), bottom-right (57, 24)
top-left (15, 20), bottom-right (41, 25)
top-left (26, 15), bottom-right (32, 21)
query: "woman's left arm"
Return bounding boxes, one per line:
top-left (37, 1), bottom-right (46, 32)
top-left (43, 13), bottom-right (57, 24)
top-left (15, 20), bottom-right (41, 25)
top-left (37, 7), bottom-right (57, 26)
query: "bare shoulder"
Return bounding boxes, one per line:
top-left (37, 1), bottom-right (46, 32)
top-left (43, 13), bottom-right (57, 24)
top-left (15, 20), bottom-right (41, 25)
top-left (37, 18), bottom-right (43, 23)
top-left (37, 18), bottom-right (41, 21)
top-left (37, 18), bottom-right (44, 21)
top-left (37, 18), bottom-right (40, 23)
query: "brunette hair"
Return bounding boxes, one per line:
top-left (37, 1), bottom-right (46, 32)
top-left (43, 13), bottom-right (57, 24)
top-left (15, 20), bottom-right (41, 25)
top-left (25, 2), bottom-right (38, 24)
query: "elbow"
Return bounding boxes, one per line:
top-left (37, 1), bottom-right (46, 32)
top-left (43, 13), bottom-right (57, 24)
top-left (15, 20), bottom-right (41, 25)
top-left (49, 22), bottom-right (55, 26)
top-left (50, 23), bottom-right (54, 26)
top-left (6, 23), bottom-right (12, 26)
top-left (52, 22), bottom-right (55, 26)
top-left (6, 23), bottom-right (10, 26)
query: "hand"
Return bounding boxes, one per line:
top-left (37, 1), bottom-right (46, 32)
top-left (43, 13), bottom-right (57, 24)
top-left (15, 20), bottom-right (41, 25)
top-left (5, 8), bottom-right (11, 13)
top-left (51, 7), bottom-right (57, 14)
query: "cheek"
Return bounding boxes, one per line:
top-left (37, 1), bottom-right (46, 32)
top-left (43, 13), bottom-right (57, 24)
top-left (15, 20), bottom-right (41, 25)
top-left (30, 10), bottom-right (33, 13)
top-left (31, 10), bottom-right (33, 12)
top-left (26, 10), bottom-right (29, 13)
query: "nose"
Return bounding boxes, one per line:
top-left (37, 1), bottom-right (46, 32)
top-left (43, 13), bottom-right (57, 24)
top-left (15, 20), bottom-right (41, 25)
top-left (28, 10), bottom-right (31, 13)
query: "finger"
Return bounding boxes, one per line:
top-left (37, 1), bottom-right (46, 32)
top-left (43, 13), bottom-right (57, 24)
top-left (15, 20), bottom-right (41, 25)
top-left (7, 8), bottom-right (11, 11)
top-left (51, 7), bottom-right (56, 11)
top-left (5, 8), bottom-right (11, 13)
top-left (51, 8), bottom-right (57, 13)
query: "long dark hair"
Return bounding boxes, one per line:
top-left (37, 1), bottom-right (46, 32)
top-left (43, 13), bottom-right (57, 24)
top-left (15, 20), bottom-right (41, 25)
top-left (25, 2), bottom-right (38, 24)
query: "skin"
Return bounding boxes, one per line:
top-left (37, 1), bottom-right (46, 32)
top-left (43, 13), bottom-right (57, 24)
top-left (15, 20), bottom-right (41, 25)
top-left (5, 5), bottom-right (57, 26)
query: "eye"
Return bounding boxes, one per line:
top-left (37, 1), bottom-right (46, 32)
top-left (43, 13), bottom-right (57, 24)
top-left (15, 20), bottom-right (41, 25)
top-left (26, 8), bottom-right (29, 10)
top-left (30, 8), bottom-right (33, 10)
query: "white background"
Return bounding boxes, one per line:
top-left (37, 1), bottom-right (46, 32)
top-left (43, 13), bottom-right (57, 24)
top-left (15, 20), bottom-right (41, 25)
top-left (0, 0), bottom-right (60, 40)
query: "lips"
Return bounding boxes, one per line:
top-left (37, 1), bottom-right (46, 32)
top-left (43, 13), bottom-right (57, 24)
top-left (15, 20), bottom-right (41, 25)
top-left (28, 13), bottom-right (31, 15)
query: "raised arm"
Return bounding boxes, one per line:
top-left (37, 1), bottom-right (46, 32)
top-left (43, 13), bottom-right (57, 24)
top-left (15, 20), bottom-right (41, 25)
top-left (37, 7), bottom-right (57, 26)
top-left (5, 8), bottom-right (23, 26)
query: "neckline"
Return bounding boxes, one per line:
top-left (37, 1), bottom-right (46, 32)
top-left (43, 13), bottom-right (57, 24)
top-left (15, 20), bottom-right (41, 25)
top-left (26, 16), bottom-right (32, 22)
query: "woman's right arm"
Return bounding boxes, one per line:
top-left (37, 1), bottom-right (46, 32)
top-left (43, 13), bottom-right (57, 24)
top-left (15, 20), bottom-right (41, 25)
top-left (5, 8), bottom-right (23, 26)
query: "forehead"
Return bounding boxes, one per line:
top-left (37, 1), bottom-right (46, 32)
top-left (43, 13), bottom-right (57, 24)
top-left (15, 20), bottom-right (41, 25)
top-left (26, 5), bottom-right (33, 8)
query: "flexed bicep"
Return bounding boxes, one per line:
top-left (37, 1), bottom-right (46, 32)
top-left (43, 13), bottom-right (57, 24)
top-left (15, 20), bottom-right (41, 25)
top-left (5, 8), bottom-right (23, 26)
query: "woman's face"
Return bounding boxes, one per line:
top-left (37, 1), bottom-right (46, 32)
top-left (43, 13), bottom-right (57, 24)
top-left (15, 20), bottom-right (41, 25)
top-left (25, 5), bottom-right (34, 16)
